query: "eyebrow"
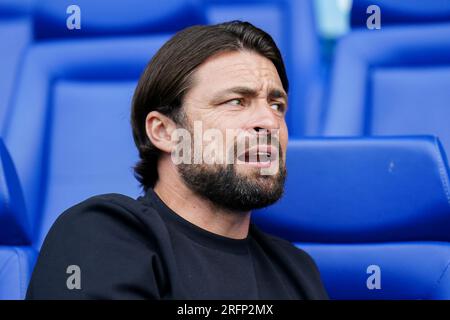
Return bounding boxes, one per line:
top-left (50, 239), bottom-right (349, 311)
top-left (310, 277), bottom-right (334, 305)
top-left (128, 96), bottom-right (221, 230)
top-left (211, 86), bottom-right (288, 103)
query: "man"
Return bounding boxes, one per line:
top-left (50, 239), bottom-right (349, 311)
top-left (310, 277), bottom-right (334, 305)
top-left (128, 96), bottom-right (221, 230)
top-left (26, 21), bottom-right (328, 299)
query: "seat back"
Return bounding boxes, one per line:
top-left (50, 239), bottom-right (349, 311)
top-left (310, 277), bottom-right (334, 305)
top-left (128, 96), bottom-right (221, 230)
top-left (0, 139), bottom-right (30, 245)
top-left (0, 246), bottom-right (37, 299)
top-left (299, 242), bottom-right (450, 300)
top-left (323, 24), bottom-right (450, 154)
top-left (253, 137), bottom-right (450, 299)
top-left (253, 137), bottom-right (450, 243)
top-left (351, 0), bottom-right (450, 27)
top-left (0, 138), bottom-right (36, 299)
top-left (33, 0), bottom-right (206, 39)
top-left (0, 0), bottom-right (32, 131)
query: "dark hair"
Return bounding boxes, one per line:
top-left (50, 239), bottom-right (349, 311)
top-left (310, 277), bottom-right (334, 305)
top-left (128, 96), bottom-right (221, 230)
top-left (131, 21), bottom-right (289, 191)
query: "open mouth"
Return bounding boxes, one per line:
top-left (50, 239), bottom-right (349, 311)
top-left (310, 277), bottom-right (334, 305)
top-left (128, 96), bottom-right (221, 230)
top-left (237, 145), bottom-right (278, 165)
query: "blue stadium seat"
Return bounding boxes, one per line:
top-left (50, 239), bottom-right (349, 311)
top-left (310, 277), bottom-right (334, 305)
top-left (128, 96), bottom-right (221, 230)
top-left (206, 0), bottom-right (288, 50)
top-left (0, 246), bottom-right (37, 299)
top-left (0, 138), bottom-right (36, 299)
top-left (205, 0), bottom-right (322, 136)
top-left (0, 0), bottom-right (32, 18)
top-left (253, 137), bottom-right (450, 299)
top-left (323, 24), bottom-right (450, 154)
top-left (351, 0), bottom-right (450, 27)
top-left (0, 0), bottom-right (32, 132)
top-left (286, 0), bottom-right (323, 136)
top-left (0, 139), bottom-right (30, 245)
top-left (2, 36), bottom-right (170, 247)
top-left (253, 137), bottom-right (450, 242)
top-left (299, 242), bottom-right (450, 299)
top-left (0, 0), bottom-right (205, 129)
top-left (33, 0), bottom-right (206, 39)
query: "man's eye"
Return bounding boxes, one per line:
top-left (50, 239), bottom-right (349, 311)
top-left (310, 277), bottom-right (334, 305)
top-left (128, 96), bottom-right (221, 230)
top-left (270, 103), bottom-right (284, 112)
top-left (227, 99), bottom-right (243, 106)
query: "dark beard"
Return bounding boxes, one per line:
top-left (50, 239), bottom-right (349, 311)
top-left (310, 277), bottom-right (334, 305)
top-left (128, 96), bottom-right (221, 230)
top-left (177, 155), bottom-right (286, 212)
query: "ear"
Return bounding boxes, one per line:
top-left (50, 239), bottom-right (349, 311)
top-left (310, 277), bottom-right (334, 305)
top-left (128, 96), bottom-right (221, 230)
top-left (145, 111), bottom-right (179, 154)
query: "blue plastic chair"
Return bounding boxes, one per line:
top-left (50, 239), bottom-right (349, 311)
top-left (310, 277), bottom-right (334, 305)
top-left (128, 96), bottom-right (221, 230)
top-left (253, 137), bottom-right (450, 299)
top-left (0, 138), bottom-right (36, 299)
top-left (323, 24), bottom-right (450, 155)
top-left (351, 0), bottom-right (450, 27)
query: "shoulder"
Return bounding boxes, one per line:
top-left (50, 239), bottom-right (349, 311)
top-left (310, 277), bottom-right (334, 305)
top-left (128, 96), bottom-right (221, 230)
top-left (56, 192), bottom-right (148, 222)
top-left (39, 192), bottom-right (171, 268)
top-left (48, 193), bottom-right (164, 242)
top-left (28, 193), bottom-right (169, 299)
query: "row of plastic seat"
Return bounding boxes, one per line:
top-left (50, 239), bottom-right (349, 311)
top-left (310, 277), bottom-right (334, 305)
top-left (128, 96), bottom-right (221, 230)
top-left (2, 0), bottom-right (450, 139)
top-left (291, 2), bottom-right (450, 298)
top-left (4, 0), bottom-right (450, 120)
top-left (323, 23), bottom-right (450, 155)
top-left (0, 139), bottom-right (36, 299)
top-left (254, 136), bottom-right (450, 299)
top-left (277, 0), bottom-right (450, 297)
top-left (0, 0), bottom-right (321, 136)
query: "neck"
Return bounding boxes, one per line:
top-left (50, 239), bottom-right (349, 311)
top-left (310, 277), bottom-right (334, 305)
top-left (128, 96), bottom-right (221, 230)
top-left (153, 157), bottom-right (251, 240)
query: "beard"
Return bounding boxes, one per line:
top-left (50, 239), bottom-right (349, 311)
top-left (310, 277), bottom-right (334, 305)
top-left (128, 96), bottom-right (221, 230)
top-left (176, 132), bottom-right (287, 212)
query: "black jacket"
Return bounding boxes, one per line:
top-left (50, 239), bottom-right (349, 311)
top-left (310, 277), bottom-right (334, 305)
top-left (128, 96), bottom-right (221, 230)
top-left (26, 188), bottom-right (328, 300)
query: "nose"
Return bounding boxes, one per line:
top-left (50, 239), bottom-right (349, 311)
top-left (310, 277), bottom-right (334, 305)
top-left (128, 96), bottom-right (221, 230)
top-left (249, 100), bottom-right (280, 135)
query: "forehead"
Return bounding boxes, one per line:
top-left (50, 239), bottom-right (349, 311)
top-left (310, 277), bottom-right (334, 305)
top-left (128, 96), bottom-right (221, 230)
top-left (190, 50), bottom-right (284, 94)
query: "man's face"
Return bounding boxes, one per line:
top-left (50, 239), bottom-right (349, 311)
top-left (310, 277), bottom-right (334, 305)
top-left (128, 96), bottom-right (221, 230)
top-left (175, 50), bottom-right (288, 212)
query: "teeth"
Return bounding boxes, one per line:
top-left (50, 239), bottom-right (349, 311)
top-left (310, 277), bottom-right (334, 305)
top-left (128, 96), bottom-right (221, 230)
top-left (237, 147), bottom-right (275, 163)
top-left (256, 152), bottom-right (271, 162)
top-left (257, 152), bottom-right (270, 157)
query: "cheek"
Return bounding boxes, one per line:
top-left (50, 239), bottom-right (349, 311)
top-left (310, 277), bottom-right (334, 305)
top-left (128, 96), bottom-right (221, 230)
top-left (200, 111), bottom-right (238, 132)
top-left (279, 123), bottom-right (288, 157)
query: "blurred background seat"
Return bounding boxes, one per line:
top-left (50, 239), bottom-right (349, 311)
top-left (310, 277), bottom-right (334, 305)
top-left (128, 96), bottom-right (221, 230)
top-left (253, 137), bottom-right (450, 243)
top-left (0, 246), bottom-right (37, 299)
top-left (301, 242), bottom-right (450, 299)
top-left (323, 0), bottom-right (450, 157)
top-left (323, 24), bottom-right (450, 156)
top-left (0, 0), bottom-right (33, 133)
top-left (0, 0), bottom-right (324, 137)
top-left (0, 139), bottom-right (30, 246)
top-left (0, 0), bottom-right (207, 132)
top-left (253, 137), bottom-right (450, 299)
top-left (0, 138), bottom-right (36, 299)
top-left (351, 0), bottom-right (450, 27)
top-left (32, 0), bottom-right (207, 39)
